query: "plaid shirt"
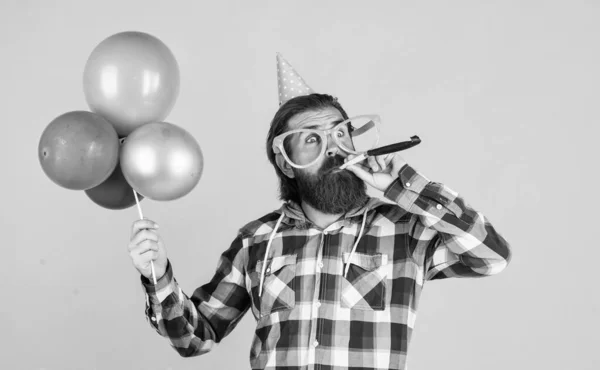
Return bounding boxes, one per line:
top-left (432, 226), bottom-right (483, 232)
top-left (142, 164), bottom-right (512, 370)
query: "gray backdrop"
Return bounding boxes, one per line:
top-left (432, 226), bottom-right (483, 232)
top-left (4, 0), bottom-right (597, 369)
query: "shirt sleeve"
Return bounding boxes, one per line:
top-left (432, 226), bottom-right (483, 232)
top-left (141, 235), bottom-right (251, 357)
top-left (384, 164), bottom-right (512, 281)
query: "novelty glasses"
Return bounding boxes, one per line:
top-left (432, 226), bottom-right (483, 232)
top-left (272, 115), bottom-right (382, 169)
top-left (272, 114), bottom-right (421, 169)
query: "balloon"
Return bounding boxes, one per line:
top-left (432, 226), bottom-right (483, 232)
top-left (120, 122), bottom-right (203, 201)
top-left (83, 31), bottom-right (180, 136)
top-left (38, 111), bottom-right (119, 190)
top-left (84, 139), bottom-right (145, 210)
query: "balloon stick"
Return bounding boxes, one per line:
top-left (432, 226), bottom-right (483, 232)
top-left (133, 190), bottom-right (157, 284)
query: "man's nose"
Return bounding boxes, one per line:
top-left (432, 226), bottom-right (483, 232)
top-left (325, 137), bottom-right (342, 157)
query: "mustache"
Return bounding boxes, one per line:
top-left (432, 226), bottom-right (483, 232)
top-left (319, 155), bottom-right (346, 174)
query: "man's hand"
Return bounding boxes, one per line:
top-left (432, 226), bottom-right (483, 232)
top-left (344, 153), bottom-right (407, 192)
top-left (128, 218), bottom-right (168, 282)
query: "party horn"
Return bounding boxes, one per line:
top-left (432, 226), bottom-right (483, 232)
top-left (339, 135), bottom-right (421, 170)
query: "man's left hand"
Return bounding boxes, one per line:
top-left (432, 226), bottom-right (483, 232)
top-left (344, 153), bottom-right (407, 192)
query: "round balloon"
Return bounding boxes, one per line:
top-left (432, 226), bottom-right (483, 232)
top-left (83, 31), bottom-right (180, 137)
top-left (85, 139), bottom-right (145, 210)
top-left (120, 122), bottom-right (203, 201)
top-left (39, 111), bottom-right (119, 190)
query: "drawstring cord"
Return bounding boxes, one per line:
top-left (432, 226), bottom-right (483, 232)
top-left (258, 212), bottom-right (285, 297)
top-left (259, 208), bottom-right (369, 295)
top-left (343, 210), bottom-right (368, 278)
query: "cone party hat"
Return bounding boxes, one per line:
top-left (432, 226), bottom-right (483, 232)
top-left (277, 53), bottom-right (315, 105)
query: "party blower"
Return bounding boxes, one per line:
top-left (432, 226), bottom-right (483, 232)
top-left (339, 135), bottom-right (422, 170)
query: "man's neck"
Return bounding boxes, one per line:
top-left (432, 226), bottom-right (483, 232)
top-left (300, 201), bottom-right (343, 229)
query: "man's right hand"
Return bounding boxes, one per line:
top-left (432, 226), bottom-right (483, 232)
top-left (128, 218), bottom-right (168, 282)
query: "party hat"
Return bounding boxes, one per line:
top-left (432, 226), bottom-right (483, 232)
top-left (277, 53), bottom-right (315, 105)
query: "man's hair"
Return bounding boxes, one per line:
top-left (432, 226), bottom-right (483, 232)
top-left (266, 93), bottom-right (350, 204)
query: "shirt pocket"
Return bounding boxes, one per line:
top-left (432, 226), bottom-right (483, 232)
top-left (253, 254), bottom-right (297, 317)
top-left (341, 252), bottom-right (389, 311)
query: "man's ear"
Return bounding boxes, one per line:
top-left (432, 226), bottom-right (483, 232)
top-left (275, 153), bottom-right (295, 178)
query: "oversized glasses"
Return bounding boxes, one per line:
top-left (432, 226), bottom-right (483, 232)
top-left (272, 115), bottom-right (381, 169)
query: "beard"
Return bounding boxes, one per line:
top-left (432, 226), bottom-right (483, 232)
top-left (293, 155), bottom-right (368, 215)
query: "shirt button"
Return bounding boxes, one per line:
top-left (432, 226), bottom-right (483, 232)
top-left (405, 182), bottom-right (411, 187)
top-left (315, 301), bottom-right (321, 308)
top-left (151, 316), bottom-right (156, 322)
top-left (266, 267), bottom-right (271, 273)
top-left (436, 204), bottom-right (442, 210)
top-left (313, 340), bottom-right (319, 347)
top-left (318, 261), bottom-right (324, 269)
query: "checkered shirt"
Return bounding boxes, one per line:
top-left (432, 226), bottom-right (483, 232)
top-left (141, 164), bottom-right (512, 369)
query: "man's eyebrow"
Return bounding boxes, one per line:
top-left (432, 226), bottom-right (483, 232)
top-left (303, 119), bottom-right (344, 130)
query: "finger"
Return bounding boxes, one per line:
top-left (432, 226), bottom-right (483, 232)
top-left (134, 229), bottom-right (159, 245)
top-left (131, 239), bottom-right (159, 255)
top-left (146, 251), bottom-right (159, 262)
top-left (383, 153), bottom-right (394, 165)
top-left (368, 156), bottom-right (380, 172)
top-left (390, 154), bottom-right (408, 171)
top-left (129, 230), bottom-right (159, 250)
top-left (131, 219), bottom-right (159, 239)
top-left (134, 249), bottom-right (159, 267)
top-left (375, 155), bottom-right (387, 170)
top-left (132, 218), bottom-right (159, 234)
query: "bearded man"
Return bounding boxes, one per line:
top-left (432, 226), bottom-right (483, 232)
top-left (127, 54), bottom-right (512, 370)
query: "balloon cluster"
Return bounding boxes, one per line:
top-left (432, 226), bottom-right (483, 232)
top-left (38, 31), bottom-right (203, 210)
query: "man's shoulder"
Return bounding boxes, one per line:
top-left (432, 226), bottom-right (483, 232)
top-left (237, 209), bottom-right (283, 239)
top-left (368, 198), bottom-right (413, 224)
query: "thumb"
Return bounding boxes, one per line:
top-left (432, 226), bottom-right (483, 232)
top-left (345, 162), bottom-right (394, 192)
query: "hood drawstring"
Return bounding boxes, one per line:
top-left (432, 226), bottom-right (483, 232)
top-left (258, 208), bottom-right (369, 296)
top-left (258, 212), bottom-right (285, 297)
top-left (344, 210), bottom-right (368, 278)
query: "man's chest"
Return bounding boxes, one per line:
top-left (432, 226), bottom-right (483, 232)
top-left (244, 220), bottom-right (420, 320)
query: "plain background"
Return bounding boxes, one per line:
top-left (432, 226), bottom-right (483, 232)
top-left (3, 1), bottom-right (598, 369)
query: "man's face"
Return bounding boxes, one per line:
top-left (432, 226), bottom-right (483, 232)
top-left (285, 107), bottom-right (368, 214)
top-left (286, 107), bottom-right (350, 174)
